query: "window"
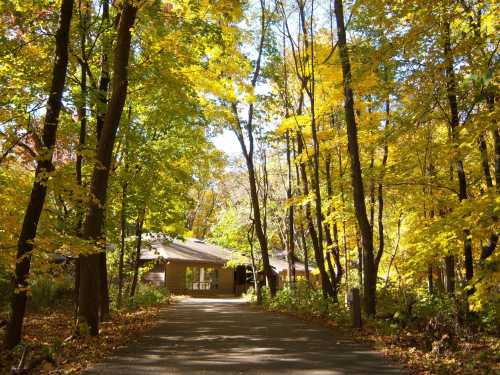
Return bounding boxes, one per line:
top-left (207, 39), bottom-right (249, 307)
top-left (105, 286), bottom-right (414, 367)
top-left (186, 266), bottom-right (219, 290)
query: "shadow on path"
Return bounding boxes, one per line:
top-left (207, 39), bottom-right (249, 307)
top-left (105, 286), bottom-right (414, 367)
top-left (83, 298), bottom-right (404, 374)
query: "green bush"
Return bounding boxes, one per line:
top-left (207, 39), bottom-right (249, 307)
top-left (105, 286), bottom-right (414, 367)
top-left (29, 274), bottom-right (73, 310)
top-left (127, 283), bottom-right (169, 308)
top-left (260, 281), bottom-right (349, 324)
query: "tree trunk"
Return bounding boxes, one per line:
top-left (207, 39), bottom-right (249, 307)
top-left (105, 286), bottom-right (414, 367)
top-left (479, 93), bottom-right (498, 262)
top-left (356, 228), bottom-right (363, 288)
top-left (427, 265), bottom-right (434, 295)
top-left (494, 128), bottom-right (500, 193)
top-left (383, 213), bottom-right (401, 290)
top-left (324, 154), bottom-right (342, 301)
top-left (297, 132), bottom-right (333, 297)
top-left (435, 266), bottom-right (445, 292)
top-left (230, 1), bottom-right (275, 296)
top-left (117, 182), bottom-right (127, 308)
top-left (334, 0), bottom-right (376, 315)
top-left (79, 2), bottom-right (138, 335)
top-left (479, 134), bottom-right (493, 188)
top-left (74, 0), bottom-right (89, 325)
top-left (375, 145), bottom-right (388, 273)
top-left (99, 253), bottom-right (110, 319)
top-left (285, 131), bottom-right (295, 285)
top-left (444, 21), bottom-right (473, 286)
top-left (301, 224), bottom-right (310, 284)
top-left (246, 157), bottom-right (276, 295)
top-left (130, 211), bottom-right (145, 298)
top-left (4, 0), bottom-right (74, 349)
top-left (444, 255), bottom-right (455, 294)
top-left (96, 0), bottom-right (110, 141)
top-left (75, 0), bottom-right (88, 230)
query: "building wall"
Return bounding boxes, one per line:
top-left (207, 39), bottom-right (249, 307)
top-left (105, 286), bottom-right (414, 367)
top-left (163, 261), bottom-right (234, 294)
top-left (143, 262), bottom-right (166, 286)
top-left (276, 270), bottom-right (320, 288)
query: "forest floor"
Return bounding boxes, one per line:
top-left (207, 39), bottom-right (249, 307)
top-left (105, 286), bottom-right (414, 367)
top-left (0, 303), bottom-right (162, 374)
top-left (259, 305), bottom-right (500, 374)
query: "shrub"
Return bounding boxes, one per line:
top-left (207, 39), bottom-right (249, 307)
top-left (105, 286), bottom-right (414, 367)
top-left (260, 280), bottom-right (349, 324)
top-left (127, 283), bottom-right (169, 308)
top-left (29, 274), bottom-right (73, 310)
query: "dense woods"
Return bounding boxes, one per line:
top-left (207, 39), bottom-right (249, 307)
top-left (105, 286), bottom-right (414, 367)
top-left (0, 0), bottom-right (498, 373)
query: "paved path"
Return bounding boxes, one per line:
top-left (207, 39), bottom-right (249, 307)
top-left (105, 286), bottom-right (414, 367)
top-left (84, 298), bottom-right (403, 374)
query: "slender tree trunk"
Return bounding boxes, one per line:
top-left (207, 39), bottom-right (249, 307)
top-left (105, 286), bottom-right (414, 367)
top-left (117, 105), bottom-right (131, 308)
top-left (117, 182), bottom-right (127, 308)
top-left (444, 255), bottom-right (455, 294)
top-left (444, 21), bottom-right (473, 287)
top-left (375, 100), bottom-right (389, 274)
top-left (130, 211), bottom-right (145, 298)
top-left (246, 157), bottom-right (276, 294)
top-left (298, 0), bottom-right (334, 299)
top-left (478, 93), bottom-right (498, 262)
top-left (297, 133), bottom-right (333, 297)
top-left (286, 131), bottom-right (296, 284)
top-left (76, 0), bottom-right (88, 226)
top-left (383, 213), bottom-right (401, 290)
top-left (336, 136), bottom-right (349, 301)
top-left (79, 2), bottom-right (138, 335)
top-left (99, 253), bottom-right (110, 319)
top-left (96, 0), bottom-right (112, 321)
top-left (5, 0), bottom-right (74, 349)
top-left (301, 224), bottom-right (310, 284)
top-left (479, 134), bottom-right (493, 188)
top-left (369, 151), bottom-right (375, 229)
top-left (324, 154), bottom-right (342, 301)
top-left (74, 0), bottom-right (89, 326)
top-left (247, 222), bottom-right (262, 303)
top-left (356, 227), bottom-right (363, 288)
top-left (334, 0), bottom-right (376, 315)
top-left (436, 266), bottom-right (445, 293)
top-left (427, 265), bottom-right (434, 295)
top-left (96, 0), bottom-right (110, 141)
top-left (494, 127), bottom-right (500, 192)
top-left (230, 1), bottom-right (275, 296)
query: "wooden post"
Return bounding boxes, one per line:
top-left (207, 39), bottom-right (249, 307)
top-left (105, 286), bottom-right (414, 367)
top-left (349, 288), bottom-right (362, 328)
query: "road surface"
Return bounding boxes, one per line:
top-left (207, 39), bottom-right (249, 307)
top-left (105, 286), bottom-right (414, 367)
top-left (83, 297), bottom-right (403, 374)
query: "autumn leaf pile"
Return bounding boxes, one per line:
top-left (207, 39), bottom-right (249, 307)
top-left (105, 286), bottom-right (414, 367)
top-left (0, 305), bottom-right (161, 374)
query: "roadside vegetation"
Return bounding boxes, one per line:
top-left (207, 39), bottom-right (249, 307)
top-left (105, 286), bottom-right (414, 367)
top-left (245, 283), bottom-right (499, 374)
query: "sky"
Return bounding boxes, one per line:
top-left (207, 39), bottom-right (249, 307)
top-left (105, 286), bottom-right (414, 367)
top-left (211, 129), bottom-right (242, 157)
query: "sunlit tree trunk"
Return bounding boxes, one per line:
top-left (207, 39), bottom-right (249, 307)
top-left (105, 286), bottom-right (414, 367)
top-left (96, 0), bottom-right (110, 141)
top-left (443, 21), bottom-right (473, 287)
top-left (230, 1), bottom-right (276, 296)
top-left (74, 0), bottom-right (89, 327)
top-left (334, 0), bottom-right (376, 315)
top-left (286, 130), bottom-right (296, 285)
top-left (130, 209), bottom-right (145, 298)
top-left (79, 2), bottom-right (138, 335)
top-left (5, 0), bottom-right (74, 349)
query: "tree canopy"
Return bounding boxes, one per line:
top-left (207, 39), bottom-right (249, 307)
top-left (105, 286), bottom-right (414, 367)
top-left (0, 0), bottom-right (498, 371)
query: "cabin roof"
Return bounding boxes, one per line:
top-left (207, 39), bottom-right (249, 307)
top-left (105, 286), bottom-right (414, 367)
top-left (139, 236), bottom-right (307, 272)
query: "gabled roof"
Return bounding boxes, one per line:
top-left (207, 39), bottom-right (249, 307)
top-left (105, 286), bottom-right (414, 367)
top-left (140, 236), bottom-right (308, 272)
top-left (140, 238), bottom-right (231, 265)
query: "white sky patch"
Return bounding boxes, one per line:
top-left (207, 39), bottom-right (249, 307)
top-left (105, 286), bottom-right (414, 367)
top-left (211, 129), bottom-right (242, 157)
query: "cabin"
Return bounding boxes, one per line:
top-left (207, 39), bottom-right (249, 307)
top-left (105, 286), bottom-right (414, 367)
top-left (139, 237), bottom-right (310, 296)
